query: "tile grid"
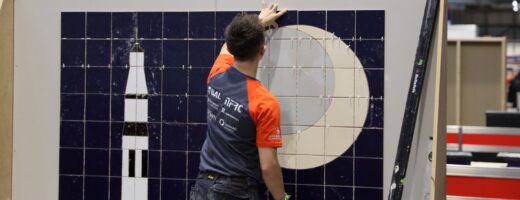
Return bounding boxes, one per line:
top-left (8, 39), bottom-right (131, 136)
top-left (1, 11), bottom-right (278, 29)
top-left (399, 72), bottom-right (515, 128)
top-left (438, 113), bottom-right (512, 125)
top-left (60, 10), bottom-right (384, 200)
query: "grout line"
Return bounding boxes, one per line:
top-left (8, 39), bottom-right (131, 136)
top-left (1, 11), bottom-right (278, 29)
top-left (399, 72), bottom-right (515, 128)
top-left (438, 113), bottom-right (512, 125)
top-left (82, 11), bottom-right (87, 200)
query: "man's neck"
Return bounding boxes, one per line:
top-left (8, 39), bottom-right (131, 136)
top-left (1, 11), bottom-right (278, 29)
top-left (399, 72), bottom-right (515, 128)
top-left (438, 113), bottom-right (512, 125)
top-left (234, 59), bottom-right (259, 78)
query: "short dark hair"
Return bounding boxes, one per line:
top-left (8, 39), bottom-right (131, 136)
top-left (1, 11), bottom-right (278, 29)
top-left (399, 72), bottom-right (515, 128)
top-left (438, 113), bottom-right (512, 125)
top-left (225, 13), bottom-right (265, 61)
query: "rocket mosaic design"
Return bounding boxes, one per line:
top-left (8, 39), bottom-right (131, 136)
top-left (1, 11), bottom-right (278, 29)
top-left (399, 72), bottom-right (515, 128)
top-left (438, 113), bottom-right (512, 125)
top-left (59, 11), bottom-right (384, 200)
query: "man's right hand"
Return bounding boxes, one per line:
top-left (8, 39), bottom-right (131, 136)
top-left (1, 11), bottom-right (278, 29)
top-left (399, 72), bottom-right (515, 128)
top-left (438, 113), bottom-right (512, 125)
top-left (258, 1), bottom-right (288, 29)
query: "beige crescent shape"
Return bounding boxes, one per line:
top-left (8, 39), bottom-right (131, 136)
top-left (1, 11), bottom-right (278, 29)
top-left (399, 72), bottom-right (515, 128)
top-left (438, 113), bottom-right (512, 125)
top-left (272, 25), bottom-right (370, 170)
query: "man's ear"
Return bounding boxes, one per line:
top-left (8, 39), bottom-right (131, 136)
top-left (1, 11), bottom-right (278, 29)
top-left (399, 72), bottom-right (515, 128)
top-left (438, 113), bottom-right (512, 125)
top-left (260, 45), bottom-right (266, 57)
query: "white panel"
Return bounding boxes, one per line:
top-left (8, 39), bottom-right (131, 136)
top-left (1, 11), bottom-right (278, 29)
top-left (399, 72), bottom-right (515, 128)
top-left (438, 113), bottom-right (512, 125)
top-left (135, 150), bottom-right (142, 178)
top-left (297, 126), bottom-right (325, 155)
top-left (325, 127), bottom-right (355, 156)
top-left (122, 177), bottom-right (135, 200)
top-left (278, 126), bottom-right (297, 154)
top-left (135, 178), bottom-right (148, 200)
top-left (355, 98), bottom-right (370, 128)
top-left (268, 39), bottom-right (296, 67)
top-left (296, 97), bottom-right (326, 126)
top-left (123, 136), bottom-right (136, 149)
top-left (122, 150), bottom-right (129, 177)
top-left (135, 136), bottom-right (148, 150)
top-left (135, 66), bottom-right (148, 94)
top-left (324, 38), bottom-right (355, 68)
top-left (129, 52), bottom-right (144, 67)
top-left (296, 38), bottom-right (325, 67)
top-left (328, 68), bottom-right (354, 97)
top-left (135, 99), bottom-right (148, 122)
top-left (125, 67), bottom-right (138, 94)
top-left (325, 98), bottom-right (355, 127)
top-left (268, 68), bottom-right (297, 96)
top-left (354, 69), bottom-right (370, 98)
top-left (297, 68), bottom-right (325, 97)
top-left (124, 99), bottom-right (137, 122)
top-left (295, 154), bottom-right (325, 170)
top-left (277, 97), bottom-right (297, 126)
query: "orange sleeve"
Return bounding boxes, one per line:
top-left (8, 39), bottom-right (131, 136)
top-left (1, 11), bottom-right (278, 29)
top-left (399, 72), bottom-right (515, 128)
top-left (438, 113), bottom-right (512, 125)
top-left (247, 80), bottom-right (282, 147)
top-left (207, 53), bottom-right (234, 83)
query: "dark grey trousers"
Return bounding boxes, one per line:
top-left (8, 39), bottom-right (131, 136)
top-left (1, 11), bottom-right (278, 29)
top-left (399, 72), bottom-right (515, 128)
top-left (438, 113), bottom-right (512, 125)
top-left (190, 172), bottom-right (260, 200)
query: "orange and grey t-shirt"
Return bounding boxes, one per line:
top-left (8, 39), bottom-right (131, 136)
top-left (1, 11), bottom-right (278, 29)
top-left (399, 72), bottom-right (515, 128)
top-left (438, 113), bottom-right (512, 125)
top-left (199, 54), bottom-right (282, 181)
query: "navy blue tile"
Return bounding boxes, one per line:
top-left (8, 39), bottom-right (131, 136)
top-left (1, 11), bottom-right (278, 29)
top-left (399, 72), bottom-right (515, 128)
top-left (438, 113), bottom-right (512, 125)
top-left (163, 68), bottom-right (188, 95)
top-left (62, 12), bottom-right (85, 38)
top-left (325, 186), bottom-right (353, 200)
top-left (162, 95), bottom-right (187, 123)
top-left (296, 185), bottom-right (324, 200)
top-left (188, 96), bottom-right (207, 123)
top-left (87, 13), bottom-right (111, 39)
top-left (356, 10), bottom-right (384, 39)
top-left (363, 98), bottom-right (384, 128)
top-left (189, 40), bottom-right (215, 67)
top-left (163, 40), bottom-right (188, 68)
top-left (111, 95), bottom-right (124, 121)
top-left (84, 176), bottom-right (109, 200)
top-left (282, 168), bottom-right (296, 184)
top-left (216, 11), bottom-right (240, 39)
top-left (215, 40), bottom-right (225, 58)
top-left (110, 122), bottom-right (123, 148)
top-left (61, 94), bottom-right (84, 120)
top-left (354, 188), bottom-right (382, 200)
top-left (365, 69), bottom-right (384, 97)
top-left (110, 149), bottom-right (122, 176)
top-left (60, 121), bottom-right (84, 148)
top-left (327, 11), bottom-right (355, 39)
top-left (161, 179), bottom-right (186, 200)
top-left (61, 66), bottom-right (85, 93)
top-left (148, 150), bottom-right (161, 178)
top-left (86, 94), bottom-right (110, 121)
top-left (59, 148), bottom-right (83, 175)
top-left (356, 40), bottom-right (384, 69)
top-left (85, 121), bottom-right (110, 148)
top-left (189, 12), bottom-right (215, 38)
top-left (298, 11), bottom-right (326, 29)
top-left (188, 124), bottom-right (207, 151)
top-left (325, 157), bottom-right (353, 186)
top-left (162, 123), bottom-right (187, 151)
top-left (144, 67), bottom-right (162, 95)
top-left (148, 95), bottom-right (162, 123)
top-left (164, 12), bottom-right (188, 39)
top-left (138, 12), bottom-right (162, 39)
top-left (61, 40), bottom-right (85, 66)
top-left (85, 149), bottom-right (109, 176)
top-left (87, 40), bottom-right (111, 66)
top-left (140, 40), bottom-right (162, 67)
top-left (86, 67), bottom-right (110, 93)
top-left (297, 165), bottom-right (324, 185)
top-left (110, 177), bottom-right (122, 200)
top-left (355, 128), bottom-right (383, 158)
top-left (148, 123), bottom-right (161, 150)
top-left (112, 12), bottom-right (137, 39)
top-left (162, 151), bottom-right (186, 178)
top-left (354, 158), bottom-right (383, 187)
top-left (148, 178), bottom-right (161, 199)
top-left (189, 68), bottom-right (210, 95)
top-left (187, 152), bottom-right (200, 179)
top-left (277, 10), bottom-right (297, 27)
top-left (111, 67), bottom-right (129, 94)
top-left (111, 39), bottom-right (134, 67)
top-left (59, 175), bottom-right (83, 200)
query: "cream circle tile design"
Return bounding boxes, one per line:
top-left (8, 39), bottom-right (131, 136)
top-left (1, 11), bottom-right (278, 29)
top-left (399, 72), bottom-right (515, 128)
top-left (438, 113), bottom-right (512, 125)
top-left (258, 25), bottom-right (370, 169)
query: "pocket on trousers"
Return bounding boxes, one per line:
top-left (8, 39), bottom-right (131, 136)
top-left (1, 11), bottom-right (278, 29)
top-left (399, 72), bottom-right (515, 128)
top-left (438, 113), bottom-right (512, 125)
top-left (211, 182), bottom-right (249, 199)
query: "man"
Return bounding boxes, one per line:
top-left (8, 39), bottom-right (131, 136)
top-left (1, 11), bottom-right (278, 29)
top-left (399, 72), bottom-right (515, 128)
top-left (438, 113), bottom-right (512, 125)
top-left (189, 3), bottom-right (289, 200)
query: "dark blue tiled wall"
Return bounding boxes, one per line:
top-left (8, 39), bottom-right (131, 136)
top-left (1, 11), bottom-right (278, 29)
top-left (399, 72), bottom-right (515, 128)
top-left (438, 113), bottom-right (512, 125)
top-left (60, 10), bottom-right (384, 200)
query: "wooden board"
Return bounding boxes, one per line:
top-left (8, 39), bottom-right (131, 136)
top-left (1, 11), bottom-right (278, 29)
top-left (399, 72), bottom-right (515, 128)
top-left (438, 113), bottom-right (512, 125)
top-left (0, 0), bottom-right (14, 199)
